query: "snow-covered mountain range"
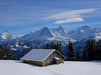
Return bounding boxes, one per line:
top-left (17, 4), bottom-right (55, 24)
top-left (0, 25), bottom-right (101, 58)
top-left (68, 25), bottom-right (101, 40)
top-left (22, 25), bottom-right (101, 46)
top-left (22, 26), bottom-right (74, 47)
top-left (0, 31), bottom-right (23, 41)
top-left (1, 25), bottom-right (101, 42)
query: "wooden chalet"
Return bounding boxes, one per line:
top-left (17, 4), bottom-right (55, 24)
top-left (21, 49), bottom-right (65, 66)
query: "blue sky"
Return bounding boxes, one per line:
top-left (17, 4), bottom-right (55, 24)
top-left (0, 0), bottom-right (101, 34)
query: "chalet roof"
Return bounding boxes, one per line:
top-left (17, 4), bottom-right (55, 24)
top-left (21, 49), bottom-right (55, 62)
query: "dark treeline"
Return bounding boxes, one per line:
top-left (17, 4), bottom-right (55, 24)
top-left (1, 39), bottom-right (101, 61)
top-left (67, 40), bottom-right (101, 61)
top-left (66, 41), bottom-right (81, 61)
top-left (44, 41), bottom-right (63, 54)
top-left (82, 40), bottom-right (101, 61)
top-left (0, 44), bottom-right (15, 60)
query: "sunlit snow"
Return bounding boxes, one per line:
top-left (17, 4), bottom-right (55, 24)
top-left (0, 60), bottom-right (101, 75)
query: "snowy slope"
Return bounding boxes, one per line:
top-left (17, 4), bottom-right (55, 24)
top-left (0, 38), bottom-right (39, 58)
top-left (95, 33), bottom-right (101, 40)
top-left (68, 25), bottom-right (96, 40)
top-left (6, 38), bottom-right (37, 51)
top-left (0, 60), bottom-right (101, 75)
top-left (51, 26), bottom-right (69, 37)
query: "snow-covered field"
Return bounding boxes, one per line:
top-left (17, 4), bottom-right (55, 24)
top-left (0, 60), bottom-right (101, 75)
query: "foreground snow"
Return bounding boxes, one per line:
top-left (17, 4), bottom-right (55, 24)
top-left (0, 60), bottom-right (101, 75)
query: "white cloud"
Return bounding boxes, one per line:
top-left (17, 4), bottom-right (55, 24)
top-left (43, 8), bottom-right (96, 20)
top-left (54, 17), bottom-right (84, 24)
top-left (43, 8), bottom-right (97, 24)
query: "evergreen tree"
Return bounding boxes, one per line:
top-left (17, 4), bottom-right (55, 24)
top-left (67, 41), bottom-right (75, 61)
top-left (82, 46), bottom-right (88, 61)
top-left (50, 43), bottom-right (56, 49)
top-left (76, 52), bottom-right (81, 61)
top-left (96, 40), bottom-right (101, 60)
top-left (56, 41), bottom-right (63, 54)
top-left (82, 40), bottom-right (96, 61)
top-left (86, 40), bottom-right (91, 60)
top-left (82, 40), bottom-right (92, 60)
top-left (3, 44), bottom-right (9, 59)
top-left (89, 40), bottom-right (96, 60)
top-left (46, 42), bottom-right (63, 55)
top-left (85, 40), bottom-right (96, 60)
top-left (99, 40), bottom-right (101, 60)
top-left (0, 45), bottom-right (3, 59)
top-left (10, 50), bottom-right (15, 60)
top-left (44, 43), bottom-right (50, 49)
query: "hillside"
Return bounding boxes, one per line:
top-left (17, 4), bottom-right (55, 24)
top-left (0, 60), bottom-right (101, 75)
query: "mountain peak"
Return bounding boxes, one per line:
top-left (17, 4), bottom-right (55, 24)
top-left (38, 26), bottom-right (53, 37)
top-left (56, 26), bottom-right (64, 31)
top-left (3, 30), bottom-right (9, 33)
top-left (57, 26), bottom-right (69, 33)
top-left (2, 30), bottom-right (10, 35)
top-left (41, 27), bottom-right (49, 30)
top-left (58, 26), bottom-right (64, 29)
top-left (0, 31), bottom-right (11, 40)
top-left (40, 26), bottom-right (52, 33)
top-left (79, 25), bottom-right (93, 30)
top-left (4, 30), bottom-right (9, 32)
top-left (83, 25), bottom-right (92, 27)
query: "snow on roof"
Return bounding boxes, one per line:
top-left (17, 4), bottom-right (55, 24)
top-left (21, 49), bottom-right (55, 62)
